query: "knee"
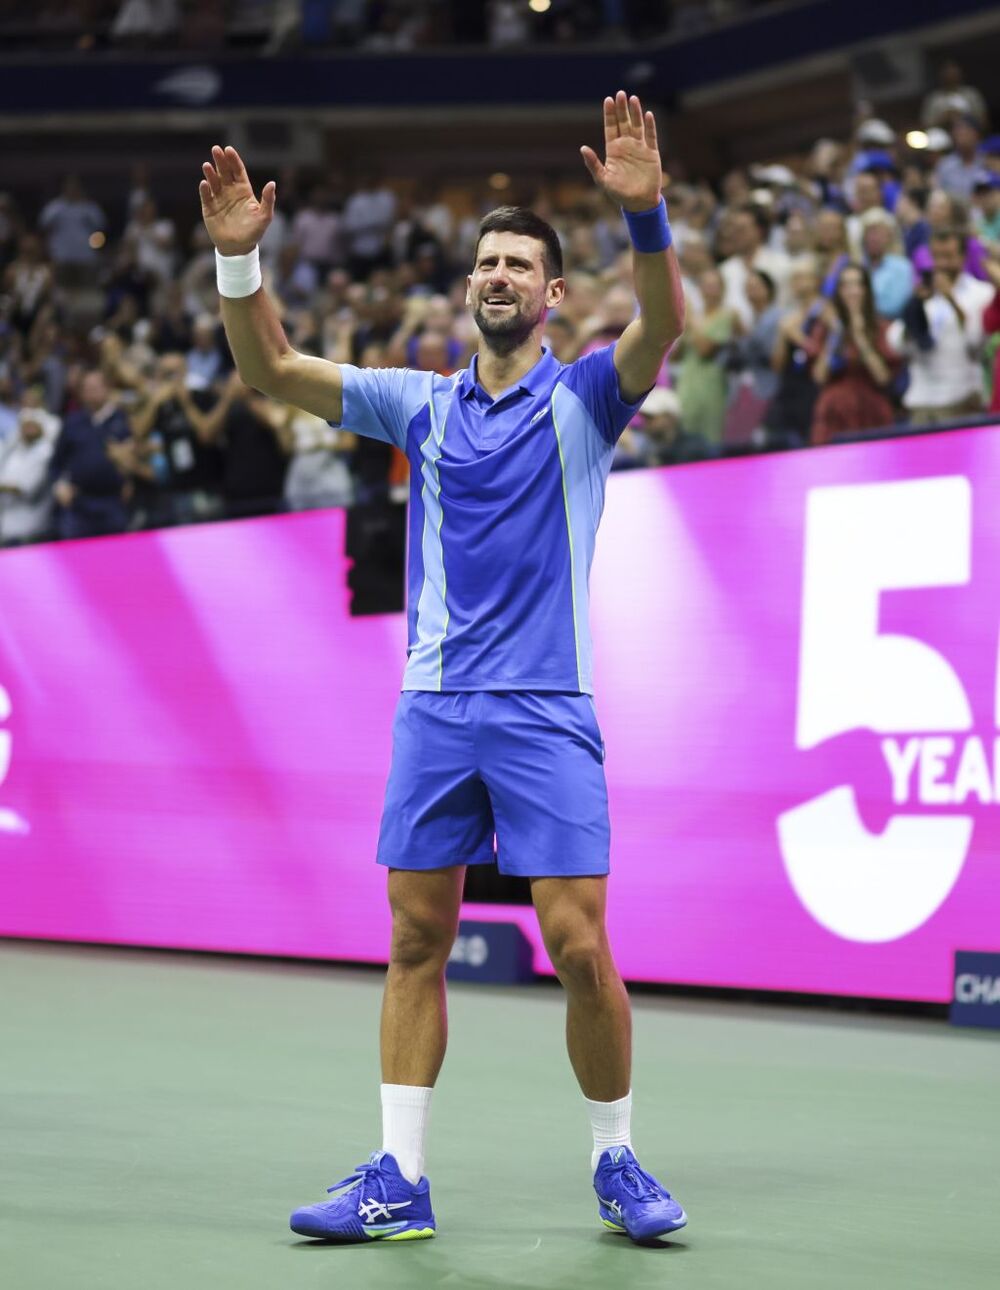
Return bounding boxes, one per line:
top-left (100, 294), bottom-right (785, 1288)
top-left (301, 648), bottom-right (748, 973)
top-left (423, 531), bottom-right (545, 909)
top-left (546, 926), bottom-right (609, 994)
top-left (389, 905), bottom-right (454, 974)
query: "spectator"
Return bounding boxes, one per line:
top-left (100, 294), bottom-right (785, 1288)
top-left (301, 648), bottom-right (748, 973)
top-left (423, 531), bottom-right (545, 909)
top-left (980, 135), bottom-right (1000, 179)
top-left (0, 374), bottom-right (18, 442)
top-left (846, 171), bottom-right (886, 257)
top-left (578, 283), bottom-right (637, 357)
top-left (725, 267), bottom-right (781, 442)
top-left (853, 117), bottom-right (897, 162)
top-left (341, 172), bottom-right (397, 279)
top-left (177, 372), bottom-right (290, 520)
top-left (780, 210), bottom-right (814, 258)
top-left (20, 316), bottom-right (68, 413)
top-left (614, 387), bottom-right (699, 468)
top-left (912, 191), bottom-right (989, 281)
top-left (922, 60), bottom-right (988, 131)
top-left (149, 280), bottom-right (192, 353)
top-left (894, 188), bottom-right (931, 258)
top-left (814, 208), bottom-right (850, 295)
top-left (857, 151), bottom-right (902, 213)
top-left (675, 268), bottom-right (736, 447)
top-left (284, 410), bottom-right (356, 511)
top-left (97, 331), bottom-right (145, 400)
top-left (767, 259), bottom-right (827, 444)
top-left (858, 209), bottom-right (913, 320)
top-left (719, 204), bottom-right (789, 325)
top-left (972, 169), bottom-right (1000, 248)
top-left (542, 314), bottom-right (577, 362)
top-left (414, 332), bottom-right (454, 375)
top-left (808, 138), bottom-right (847, 210)
top-left (889, 230), bottom-right (994, 425)
top-left (186, 314), bottom-right (226, 388)
top-left (123, 196), bottom-right (176, 285)
top-left (981, 254), bottom-right (1000, 411)
top-left (49, 369), bottom-right (131, 539)
top-left (676, 231), bottom-right (714, 316)
top-left (0, 404), bottom-right (56, 544)
top-left (3, 233), bottom-right (52, 336)
top-left (488, 0), bottom-right (531, 47)
top-left (936, 115), bottom-right (987, 199)
top-left (292, 185), bottom-right (341, 276)
top-left (111, 0), bottom-right (180, 45)
top-left (129, 352), bottom-right (223, 524)
top-left (394, 294), bottom-right (463, 369)
top-left (38, 176), bottom-right (106, 288)
top-left (811, 262), bottom-right (897, 445)
top-left (272, 242), bottom-right (319, 310)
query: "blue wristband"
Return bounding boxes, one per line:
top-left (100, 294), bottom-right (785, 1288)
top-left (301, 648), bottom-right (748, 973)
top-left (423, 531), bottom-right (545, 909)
top-left (623, 198), bottom-right (672, 253)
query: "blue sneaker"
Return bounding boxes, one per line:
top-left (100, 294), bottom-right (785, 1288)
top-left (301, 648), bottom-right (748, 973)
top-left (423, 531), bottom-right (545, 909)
top-left (593, 1146), bottom-right (687, 1241)
top-left (290, 1151), bottom-right (436, 1241)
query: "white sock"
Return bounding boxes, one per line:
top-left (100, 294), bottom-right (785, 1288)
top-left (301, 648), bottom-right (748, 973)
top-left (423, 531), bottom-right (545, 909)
top-left (380, 1083), bottom-right (432, 1185)
top-left (585, 1089), bottom-right (633, 1172)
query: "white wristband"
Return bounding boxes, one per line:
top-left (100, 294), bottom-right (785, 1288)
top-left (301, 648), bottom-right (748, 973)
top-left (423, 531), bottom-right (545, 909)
top-left (215, 246), bottom-right (262, 298)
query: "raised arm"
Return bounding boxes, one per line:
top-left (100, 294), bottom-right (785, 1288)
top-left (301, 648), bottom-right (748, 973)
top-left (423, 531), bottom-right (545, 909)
top-left (177, 376), bottom-right (238, 444)
top-left (581, 92), bottom-right (685, 403)
top-left (199, 145), bottom-right (344, 423)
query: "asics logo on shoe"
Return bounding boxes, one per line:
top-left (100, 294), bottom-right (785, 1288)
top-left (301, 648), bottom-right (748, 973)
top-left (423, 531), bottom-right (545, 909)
top-left (598, 1195), bottom-right (623, 1217)
top-left (357, 1198), bottom-right (412, 1224)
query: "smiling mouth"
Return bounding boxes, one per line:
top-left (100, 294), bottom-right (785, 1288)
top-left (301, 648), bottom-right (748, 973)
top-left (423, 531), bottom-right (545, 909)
top-left (483, 297), bottom-right (515, 307)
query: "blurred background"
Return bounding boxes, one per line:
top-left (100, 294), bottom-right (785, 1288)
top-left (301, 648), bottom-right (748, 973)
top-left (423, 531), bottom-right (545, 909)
top-left (0, 0), bottom-right (998, 560)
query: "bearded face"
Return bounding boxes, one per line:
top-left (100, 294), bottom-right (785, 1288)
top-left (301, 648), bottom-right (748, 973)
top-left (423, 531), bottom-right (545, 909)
top-left (468, 232), bottom-right (561, 351)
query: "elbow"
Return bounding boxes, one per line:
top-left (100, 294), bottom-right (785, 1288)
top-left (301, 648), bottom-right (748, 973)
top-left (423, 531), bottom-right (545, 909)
top-left (232, 356), bottom-right (275, 396)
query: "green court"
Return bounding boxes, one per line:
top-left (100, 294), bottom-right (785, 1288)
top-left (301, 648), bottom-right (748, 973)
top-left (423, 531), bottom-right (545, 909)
top-left (2, 941), bottom-right (997, 1290)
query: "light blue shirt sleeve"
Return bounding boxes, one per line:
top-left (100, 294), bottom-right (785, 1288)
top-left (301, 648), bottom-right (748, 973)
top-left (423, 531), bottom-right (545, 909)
top-left (558, 343), bottom-right (647, 445)
top-left (332, 364), bottom-right (431, 450)
top-left (873, 256), bottom-right (915, 321)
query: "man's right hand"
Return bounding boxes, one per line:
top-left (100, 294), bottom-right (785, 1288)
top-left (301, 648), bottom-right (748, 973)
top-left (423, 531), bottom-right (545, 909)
top-left (199, 145), bottom-right (276, 257)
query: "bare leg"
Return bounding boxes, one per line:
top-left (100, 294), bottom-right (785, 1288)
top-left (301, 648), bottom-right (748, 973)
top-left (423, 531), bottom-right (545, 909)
top-left (380, 865), bottom-right (466, 1086)
top-left (531, 874), bottom-right (631, 1101)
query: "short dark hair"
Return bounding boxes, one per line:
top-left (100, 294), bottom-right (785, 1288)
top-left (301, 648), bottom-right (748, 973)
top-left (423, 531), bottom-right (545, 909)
top-left (475, 206), bottom-right (563, 280)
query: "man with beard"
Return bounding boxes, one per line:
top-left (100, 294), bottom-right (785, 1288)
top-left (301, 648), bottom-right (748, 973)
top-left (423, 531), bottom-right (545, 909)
top-left (199, 90), bottom-right (685, 1245)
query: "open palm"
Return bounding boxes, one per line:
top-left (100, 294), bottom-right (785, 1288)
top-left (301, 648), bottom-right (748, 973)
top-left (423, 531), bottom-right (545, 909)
top-left (581, 91), bottom-right (663, 212)
top-left (199, 145), bottom-right (276, 257)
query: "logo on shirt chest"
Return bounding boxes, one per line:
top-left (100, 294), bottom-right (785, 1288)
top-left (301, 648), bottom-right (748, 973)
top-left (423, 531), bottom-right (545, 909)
top-left (528, 404), bottom-right (551, 427)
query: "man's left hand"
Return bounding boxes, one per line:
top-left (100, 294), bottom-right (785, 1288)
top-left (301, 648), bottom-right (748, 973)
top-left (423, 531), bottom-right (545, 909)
top-left (581, 91), bottom-right (663, 213)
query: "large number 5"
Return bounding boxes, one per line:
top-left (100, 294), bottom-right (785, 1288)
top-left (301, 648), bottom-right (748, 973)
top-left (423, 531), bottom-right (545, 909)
top-left (777, 477), bottom-right (974, 943)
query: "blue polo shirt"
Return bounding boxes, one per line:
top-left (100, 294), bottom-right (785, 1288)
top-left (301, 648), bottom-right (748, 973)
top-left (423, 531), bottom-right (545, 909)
top-left (334, 344), bottom-right (642, 693)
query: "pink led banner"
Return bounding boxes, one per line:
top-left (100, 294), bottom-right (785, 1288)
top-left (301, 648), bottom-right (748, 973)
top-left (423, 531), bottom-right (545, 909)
top-left (3, 427), bottom-right (999, 1001)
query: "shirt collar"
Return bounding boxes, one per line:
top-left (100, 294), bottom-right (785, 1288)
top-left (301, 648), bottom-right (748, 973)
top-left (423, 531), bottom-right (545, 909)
top-left (458, 346), bottom-right (558, 402)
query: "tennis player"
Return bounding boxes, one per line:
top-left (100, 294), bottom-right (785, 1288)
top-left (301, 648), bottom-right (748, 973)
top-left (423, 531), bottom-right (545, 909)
top-left (200, 90), bottom-right (685, 1244)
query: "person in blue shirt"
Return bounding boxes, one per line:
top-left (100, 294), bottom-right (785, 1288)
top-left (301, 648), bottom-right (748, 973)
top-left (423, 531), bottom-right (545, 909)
top-left (199, 91), bottom-right (687, 1245)
top-left (857, 208), bottom-right (914, 320)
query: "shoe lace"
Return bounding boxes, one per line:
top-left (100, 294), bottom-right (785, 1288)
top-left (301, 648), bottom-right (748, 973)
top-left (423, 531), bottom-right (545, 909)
top-left (611, 1161), bottom-right (670, 1202)
top-left (327, 1157), bottom-right (389, 1204)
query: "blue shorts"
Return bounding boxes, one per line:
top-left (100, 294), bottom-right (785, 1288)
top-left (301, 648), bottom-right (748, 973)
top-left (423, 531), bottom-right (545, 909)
top-left (376, 691), bottom-right (610, 877)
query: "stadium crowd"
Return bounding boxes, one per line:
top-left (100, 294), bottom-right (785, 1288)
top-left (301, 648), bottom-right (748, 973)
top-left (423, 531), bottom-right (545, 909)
top-left (0, 1), bottom-right (775, 53)
top-left (0, 65), bottom-right (999, 544)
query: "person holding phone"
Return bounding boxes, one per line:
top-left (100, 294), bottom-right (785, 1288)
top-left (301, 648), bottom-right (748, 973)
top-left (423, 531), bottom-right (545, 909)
top-left (889, 228), bottom-right (994, 425)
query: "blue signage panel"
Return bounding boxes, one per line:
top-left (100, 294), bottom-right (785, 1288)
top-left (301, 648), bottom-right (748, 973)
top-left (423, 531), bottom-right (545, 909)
top-left (950, 952), bottom-right (1000, 1029)
top-left (446, 920), bottom-right (534, 985)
